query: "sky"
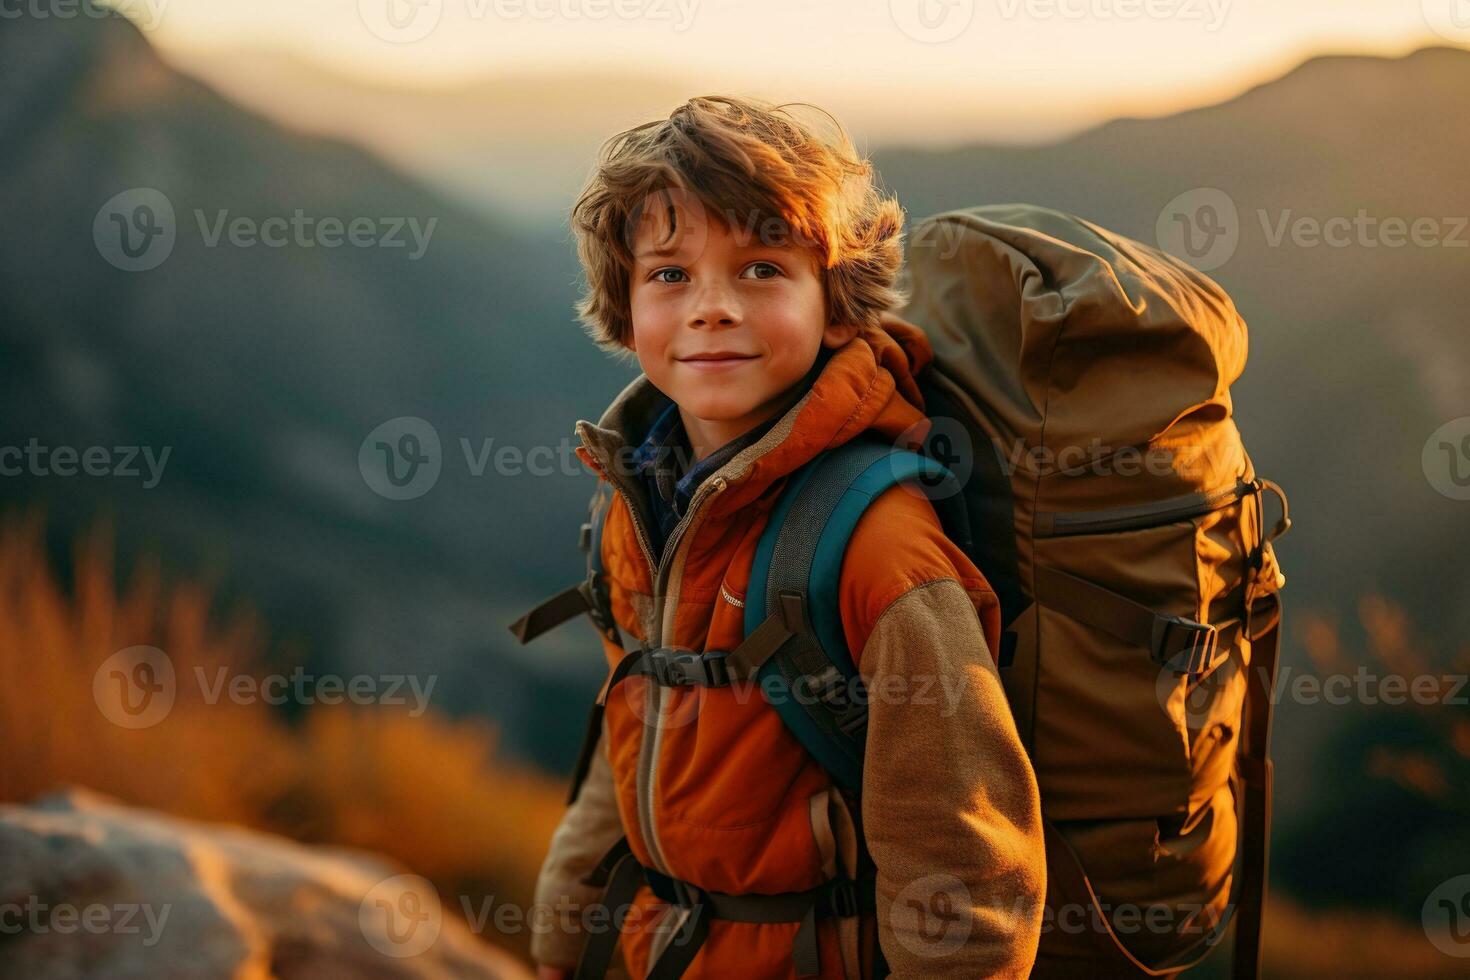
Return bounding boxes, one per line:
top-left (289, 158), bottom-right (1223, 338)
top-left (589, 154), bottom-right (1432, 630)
top-left (112, 0), bottom-right (1469, 137)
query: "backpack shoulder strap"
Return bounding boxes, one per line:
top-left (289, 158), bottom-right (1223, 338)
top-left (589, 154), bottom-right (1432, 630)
top-left (746, 436), bottom-right (966, 794)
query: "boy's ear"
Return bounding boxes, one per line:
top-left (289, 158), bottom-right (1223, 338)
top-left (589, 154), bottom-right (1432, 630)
top-left (821, 321), bottom-right (861, 349)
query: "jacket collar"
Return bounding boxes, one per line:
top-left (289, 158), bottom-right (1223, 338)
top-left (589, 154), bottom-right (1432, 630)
top-left (574, 314), bottom-right (935, 519)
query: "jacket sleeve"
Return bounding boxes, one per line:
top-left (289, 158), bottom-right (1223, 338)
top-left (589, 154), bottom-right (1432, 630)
top-left (530, 717), bottom-right (628, 969)
top-left (844, 486), bottom-right (1046, 979)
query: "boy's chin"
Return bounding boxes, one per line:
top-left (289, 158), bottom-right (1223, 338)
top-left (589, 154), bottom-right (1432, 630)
top-left (676, 398), bottom-right (762, 422)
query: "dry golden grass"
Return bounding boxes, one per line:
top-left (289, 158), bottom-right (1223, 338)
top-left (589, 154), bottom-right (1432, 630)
top-left (1261, 895), bottom-right (1465, 979)
top-left (0, 510), bottom-right (565, 961)
top-left (1294, 594), bottom-right (1470, 814)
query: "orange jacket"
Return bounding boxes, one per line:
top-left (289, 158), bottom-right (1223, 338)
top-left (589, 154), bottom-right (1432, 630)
top-left (532, 315), bottom-right (1045, 978)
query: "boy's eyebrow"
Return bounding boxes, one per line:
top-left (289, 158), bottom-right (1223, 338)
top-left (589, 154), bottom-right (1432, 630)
top-left (634, 241), bottom-right (683, 261)
top-left (634, 238), bottom-right (795, 264)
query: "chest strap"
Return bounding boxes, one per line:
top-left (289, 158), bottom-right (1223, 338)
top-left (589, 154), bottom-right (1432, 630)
top-left (564, 607), bottom-right (801, 806)
top-left (572, 836), bottom-right (876, 980)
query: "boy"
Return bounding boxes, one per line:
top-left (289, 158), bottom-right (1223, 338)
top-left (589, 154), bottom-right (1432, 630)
top-left (532, 96), bottom-right (1045, 979)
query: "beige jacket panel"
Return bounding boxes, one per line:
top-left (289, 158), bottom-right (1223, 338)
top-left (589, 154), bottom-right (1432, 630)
top-left (530, 720), bottom-right (626, 969)
top-left (860, 578), bottom-right (1046, 979)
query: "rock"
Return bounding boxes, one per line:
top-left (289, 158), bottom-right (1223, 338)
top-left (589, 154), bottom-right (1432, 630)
top-left (0, 788), bottom-right (532, 979)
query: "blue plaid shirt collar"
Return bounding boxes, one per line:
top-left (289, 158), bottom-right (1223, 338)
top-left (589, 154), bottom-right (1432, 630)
top-left (626, 345), bottom-right (838, 556)
top-left (630, 398), bottom-right (772, 520)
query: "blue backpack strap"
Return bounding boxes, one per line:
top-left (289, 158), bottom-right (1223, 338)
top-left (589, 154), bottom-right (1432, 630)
top-left (745, 436), bottom-right (965, 794)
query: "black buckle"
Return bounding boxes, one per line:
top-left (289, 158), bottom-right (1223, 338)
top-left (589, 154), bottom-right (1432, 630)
top-left (647, 649), bottom-right (730, 687)
top-left (581, 571), bottom-right (614, 633)
top-left (835, 703), bottom-right (868, 737)
top-left (808, 664), bottom-right (846, 704)
top-left (824, 879), bottom-right (859, 918)
top-left (647, 649), bottom-right (690, 686)
top-left (701, 651), bottom-right (731, 686)
top-left (1152, 614), bottom-right (1219, 675)
top-left (808, 666), bottom-right (867, 735)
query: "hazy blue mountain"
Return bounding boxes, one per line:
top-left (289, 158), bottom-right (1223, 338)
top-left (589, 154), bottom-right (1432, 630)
top-left (0, 11), bottom-right (630, 769)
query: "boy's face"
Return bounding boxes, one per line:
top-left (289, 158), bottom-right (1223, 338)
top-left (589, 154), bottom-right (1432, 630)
top-left (625, 193), bottom-right (857, 460)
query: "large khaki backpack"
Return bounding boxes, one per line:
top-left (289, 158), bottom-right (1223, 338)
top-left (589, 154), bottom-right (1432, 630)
top-left (901, 203), bottom-right (1290, 976)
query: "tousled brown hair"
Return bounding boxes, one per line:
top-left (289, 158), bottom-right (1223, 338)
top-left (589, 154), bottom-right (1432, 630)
top-left (569, 95), bottom-right (907, 362)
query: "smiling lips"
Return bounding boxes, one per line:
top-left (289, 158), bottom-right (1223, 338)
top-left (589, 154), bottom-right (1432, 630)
top-left (677, 351), bottom-right (759, 371)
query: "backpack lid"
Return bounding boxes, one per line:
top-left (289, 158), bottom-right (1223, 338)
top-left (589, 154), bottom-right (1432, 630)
top-left (904, 203), bottom-right (1251, 511)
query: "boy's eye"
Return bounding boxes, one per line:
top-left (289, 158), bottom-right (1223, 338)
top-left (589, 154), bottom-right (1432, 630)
top-left (648, 262), bottom-right (782, 284)
top-left (742, 261), bottom-right (782, 280)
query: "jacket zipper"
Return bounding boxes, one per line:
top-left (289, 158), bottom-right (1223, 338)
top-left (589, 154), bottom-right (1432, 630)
top-left (594, 458), bottom-right (728, 877)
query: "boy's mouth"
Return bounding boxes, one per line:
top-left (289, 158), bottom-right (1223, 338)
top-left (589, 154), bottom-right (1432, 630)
top-left (676, 351), bottom-right (760, 371)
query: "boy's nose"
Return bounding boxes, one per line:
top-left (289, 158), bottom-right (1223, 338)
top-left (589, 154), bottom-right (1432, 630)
top-left (688, 283), bottom-right (741, 328)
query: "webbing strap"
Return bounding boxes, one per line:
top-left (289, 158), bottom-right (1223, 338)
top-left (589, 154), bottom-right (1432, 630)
top-left (571, 840), bottom-right (645, 980)
top-left (565, 644), bottom-right (648, 805)
top-left (724, 608), bottom-right (798, 680)
top-left (509, 486), bottom-right (619, 645)
top-left (644, 902), bottom-right (712, 980)
top-left (645, 868), bottom-right (875, 921)
top-left (1034, 565), bottom-right (1237, 677)
top-left (646, 869), bottom-right (876, 978)
top-left (753, 438), bottom-right (959, 791)
top-left (571, 835), bottom-right (875, 980)
top-left (1231, 592), bottom-right (1282, 980)
top-left (565, 703), bottom-right (602, 807)
top-left (507, 582), bottom-right (591, 644)
top-left (563, 615), bottom-right (796, 806)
